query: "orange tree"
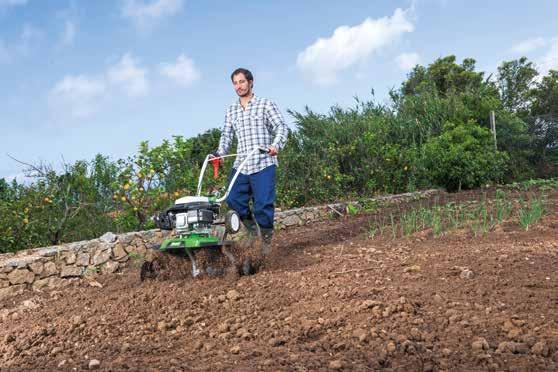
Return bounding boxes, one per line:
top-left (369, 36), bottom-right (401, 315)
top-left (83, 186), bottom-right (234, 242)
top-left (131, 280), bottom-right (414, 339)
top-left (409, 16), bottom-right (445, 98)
top-left (424, 120), bottom-right (508, 191)
top-left (0, 155), bottom-right (120, 251)
top-left (112, 129), bottom-right (222, 231)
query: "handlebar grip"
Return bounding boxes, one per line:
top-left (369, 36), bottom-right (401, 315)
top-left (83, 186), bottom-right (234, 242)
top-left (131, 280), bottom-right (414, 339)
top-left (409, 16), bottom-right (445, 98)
top-left (209, 157), bottom-right (220, 179)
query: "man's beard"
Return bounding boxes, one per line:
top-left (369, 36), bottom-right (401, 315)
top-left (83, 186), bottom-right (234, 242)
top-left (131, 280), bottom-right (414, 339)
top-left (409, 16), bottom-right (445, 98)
top-left (237, 85), bottom-right (253, 97)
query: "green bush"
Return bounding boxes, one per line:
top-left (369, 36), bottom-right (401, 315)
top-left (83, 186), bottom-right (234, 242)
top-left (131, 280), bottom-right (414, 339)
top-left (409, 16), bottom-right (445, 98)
top-left (424, 121), bottom-right (508, 191)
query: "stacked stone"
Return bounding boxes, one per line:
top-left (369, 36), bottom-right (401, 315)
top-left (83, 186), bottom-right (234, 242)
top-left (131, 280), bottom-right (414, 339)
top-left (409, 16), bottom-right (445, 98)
top-left (0, 230), bottom-right (171, 301)
top-left (274, 189), bottom-right (441, 229)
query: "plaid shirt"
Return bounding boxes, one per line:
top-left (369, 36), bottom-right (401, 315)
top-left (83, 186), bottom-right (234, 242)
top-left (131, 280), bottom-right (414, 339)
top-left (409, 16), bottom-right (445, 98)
top-left (217, 95), bottom-right (288, 175)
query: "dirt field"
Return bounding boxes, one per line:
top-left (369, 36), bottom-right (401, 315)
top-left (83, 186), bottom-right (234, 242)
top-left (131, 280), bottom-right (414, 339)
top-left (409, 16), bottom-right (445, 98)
top-left (1, 189), bottom-right (558, 371)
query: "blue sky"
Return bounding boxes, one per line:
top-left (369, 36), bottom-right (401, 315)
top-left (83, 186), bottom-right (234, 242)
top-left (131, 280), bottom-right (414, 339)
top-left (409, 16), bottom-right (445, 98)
top-left (1, 0), bottom-right (558, 181)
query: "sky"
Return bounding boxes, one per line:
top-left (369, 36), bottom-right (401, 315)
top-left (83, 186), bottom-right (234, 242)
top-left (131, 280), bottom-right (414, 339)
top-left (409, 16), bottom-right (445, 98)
top-left (1, 0), bottom-right (558, 182)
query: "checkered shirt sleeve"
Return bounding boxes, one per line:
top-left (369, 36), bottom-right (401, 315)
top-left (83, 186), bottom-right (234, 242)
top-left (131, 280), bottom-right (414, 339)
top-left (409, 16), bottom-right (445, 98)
top-left (217, 96), bottom-right (288, 175)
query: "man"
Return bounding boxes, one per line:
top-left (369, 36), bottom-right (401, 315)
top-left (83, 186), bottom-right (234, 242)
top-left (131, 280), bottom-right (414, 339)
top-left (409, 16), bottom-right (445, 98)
top-left (214, 67), bottom-right (288, 258)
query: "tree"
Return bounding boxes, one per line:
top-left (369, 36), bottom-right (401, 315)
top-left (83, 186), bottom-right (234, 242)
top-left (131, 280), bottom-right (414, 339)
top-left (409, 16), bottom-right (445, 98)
top-left (531, 70), bottom-right (558, 116)
top-left (1, 156), bottom-right (124, 248)
top-left (527, 70), bottom-right (558, 167)
top-left (424, 121), bottom-right (508, 191)
top-left (497, 57), bottom-right (538, 115)
top-left (396, 55), bottom-right (501, 131)
top-left (112, 129), bottom-right (223, 230)
top-left (402, 56), bottom-right (485, 97)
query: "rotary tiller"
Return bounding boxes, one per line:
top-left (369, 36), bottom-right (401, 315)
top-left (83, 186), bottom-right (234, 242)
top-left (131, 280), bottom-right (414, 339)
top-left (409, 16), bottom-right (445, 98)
top-left (140, 146), bottom-right (269, 280)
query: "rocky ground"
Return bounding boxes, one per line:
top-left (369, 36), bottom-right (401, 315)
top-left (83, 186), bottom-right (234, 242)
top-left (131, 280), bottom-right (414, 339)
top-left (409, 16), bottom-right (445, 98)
top-left (1, 190), bottom-right (557, 371)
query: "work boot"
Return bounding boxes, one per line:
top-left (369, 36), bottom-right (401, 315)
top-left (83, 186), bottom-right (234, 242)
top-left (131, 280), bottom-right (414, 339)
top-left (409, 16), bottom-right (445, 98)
top-left (240, 219), bottom-right (257, 275)
top-left (241, 256), bottom-right (256, 276)
top-left (242, 219), bottom-right (257, 241)
top-left (260, 228), bottom-right (273, 257)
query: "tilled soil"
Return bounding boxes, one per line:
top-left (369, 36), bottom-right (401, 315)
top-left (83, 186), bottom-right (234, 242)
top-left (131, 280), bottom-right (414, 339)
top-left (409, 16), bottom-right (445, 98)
top-left (1, 190), bottom-right (558, 371)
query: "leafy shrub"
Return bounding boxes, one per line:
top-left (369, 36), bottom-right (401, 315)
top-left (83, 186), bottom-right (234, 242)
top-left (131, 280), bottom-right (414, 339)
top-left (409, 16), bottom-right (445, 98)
top-left (424, 121), bottom-right (508, 191)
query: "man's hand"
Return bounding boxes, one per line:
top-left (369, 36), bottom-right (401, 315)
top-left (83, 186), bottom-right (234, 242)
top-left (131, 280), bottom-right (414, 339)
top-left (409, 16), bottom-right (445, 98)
top-left (268, 146), bottom-right (278, 156)
top-left (209, 153), bottom-right (224, 164)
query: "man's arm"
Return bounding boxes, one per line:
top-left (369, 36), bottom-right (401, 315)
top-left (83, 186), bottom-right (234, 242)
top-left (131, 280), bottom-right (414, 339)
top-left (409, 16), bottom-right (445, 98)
top-left (217, 110), bottom-right (234, 156)
top-left (265, 100), bottom-right (289, 155)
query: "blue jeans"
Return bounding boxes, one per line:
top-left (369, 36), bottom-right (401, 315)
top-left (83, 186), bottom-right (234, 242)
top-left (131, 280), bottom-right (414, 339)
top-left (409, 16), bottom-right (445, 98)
top-left (226, 165), bottom-right (276, 229)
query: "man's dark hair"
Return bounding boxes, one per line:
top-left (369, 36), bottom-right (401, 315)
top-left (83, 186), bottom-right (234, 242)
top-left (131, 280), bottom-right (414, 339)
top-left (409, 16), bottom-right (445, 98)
top-left (231, 68), bottom-right (253, 82)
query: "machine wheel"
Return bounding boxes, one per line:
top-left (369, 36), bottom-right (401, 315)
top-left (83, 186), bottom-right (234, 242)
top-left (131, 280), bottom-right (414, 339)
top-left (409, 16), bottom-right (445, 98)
top-left (225, 210), bottom-right (241, 234)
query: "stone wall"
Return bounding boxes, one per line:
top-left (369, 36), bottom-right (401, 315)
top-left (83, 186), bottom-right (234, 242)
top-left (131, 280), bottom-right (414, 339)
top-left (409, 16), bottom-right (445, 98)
top-left (0, 230), bottom-right (172, 301)
top-left (273, 189), bottom-right (442, 229)
top-left (0, 189), bottom-right (441, 301)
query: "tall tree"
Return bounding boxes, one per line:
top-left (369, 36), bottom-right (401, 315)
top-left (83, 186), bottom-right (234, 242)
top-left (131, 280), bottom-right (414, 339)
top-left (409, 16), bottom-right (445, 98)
top-left (402, 56), bottom-right (485, 97)
top-left (531, 70), bottom-right (558, 116)
top-left (497, 57), bottom-right (538, 115)
top-left (528, 70), bottom-right (558, 161)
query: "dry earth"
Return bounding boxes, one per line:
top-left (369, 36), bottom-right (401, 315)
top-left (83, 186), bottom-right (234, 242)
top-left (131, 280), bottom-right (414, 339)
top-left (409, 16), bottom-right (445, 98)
top-left (1, 190), bottom-right (557, 371)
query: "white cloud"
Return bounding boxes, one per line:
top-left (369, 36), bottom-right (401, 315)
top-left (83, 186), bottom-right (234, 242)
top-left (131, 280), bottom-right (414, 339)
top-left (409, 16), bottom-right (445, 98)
top-left (48, 75), bottom-right (107, 119)
top-left (0, 23), bottom-right (42, 62)
top-left (122, 0), bottom-right (183, 29)
top-left (296, 8), bottom-right (414, 85)
top-left (159, 54), bottom-right (200, 86)
top-left (538, 37), bottom-right (558, 74)
top-left (48, 52), bottom-right (206, 123)
top-left (511, 37), bottom-right (547, 54)
top-left (0, 0), bottom-right (28, 6)
top-left (107, 53), bottom-right (149, 97)
top-left (395, 52), bottom-right (420, 71)
top-left (17, 23), bottom-right (43, 55)
top-left (61, 20), bottom-right (76, 47)
top-left (48, 54), bottom-right (151, 122)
